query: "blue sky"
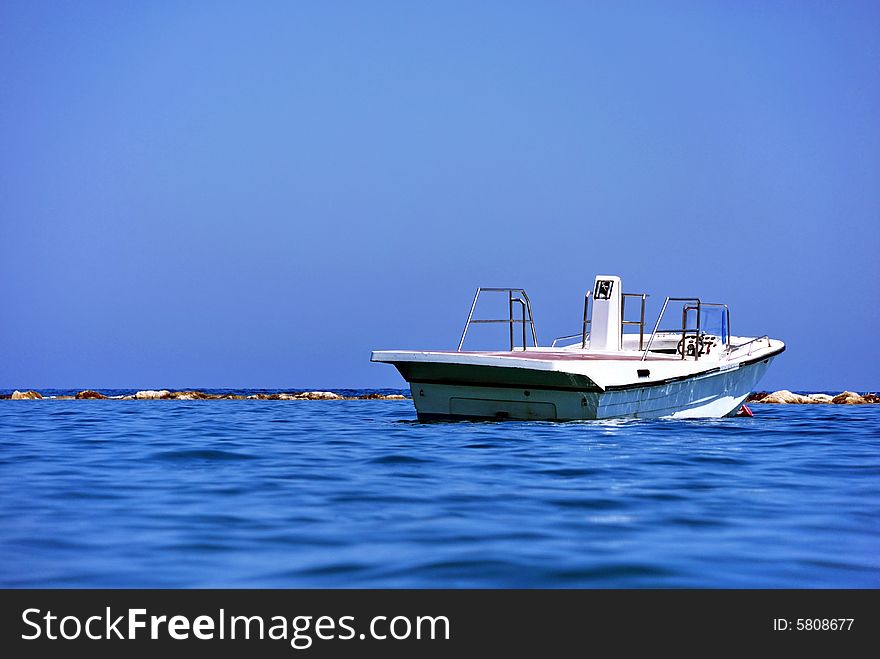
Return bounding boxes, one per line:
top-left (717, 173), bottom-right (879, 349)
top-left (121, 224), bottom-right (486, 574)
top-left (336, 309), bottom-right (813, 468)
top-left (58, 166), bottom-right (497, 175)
top-left (1, 1), bottom-right (878, 390)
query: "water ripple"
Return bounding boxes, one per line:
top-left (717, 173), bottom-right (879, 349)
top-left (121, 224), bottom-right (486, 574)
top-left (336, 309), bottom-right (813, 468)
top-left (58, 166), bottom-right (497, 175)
top-left (0, 397), bottom-right (878, 587)
top-left (150, 449), bottom-right (255, 462)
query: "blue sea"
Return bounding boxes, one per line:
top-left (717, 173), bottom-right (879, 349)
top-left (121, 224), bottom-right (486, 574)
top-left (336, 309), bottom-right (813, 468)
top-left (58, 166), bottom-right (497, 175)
top-left (1, 390), bottom-right (878, 588)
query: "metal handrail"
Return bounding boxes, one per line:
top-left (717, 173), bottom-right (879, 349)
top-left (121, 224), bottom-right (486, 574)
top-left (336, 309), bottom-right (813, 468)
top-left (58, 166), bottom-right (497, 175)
top-left (551, 290), bottom-right (594, 348)
top-left (726, 335), bottom-right (771, 357)
top-left (522, 293), bottom-right (538, 347)
top-left (458, 288), bottom-right (538, 352)
top-left (581, 290), bottom-right (592, 348)
top-left (621, 293), bottom-right (648, 350)
top-left (641, 297), bottom-right (701, 361)
top-left (641, 298), bottom-right (738, 361)
top-left (510, 297), bottom-right (527, 352)
top-left (552, 290), bottom-right (648, 349)
top-left (551, 333), bottom-right (585, 348)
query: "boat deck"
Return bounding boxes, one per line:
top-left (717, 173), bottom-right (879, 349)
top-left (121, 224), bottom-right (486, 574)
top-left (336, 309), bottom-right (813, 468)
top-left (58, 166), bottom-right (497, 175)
top-left (428, 350), bottom-right (681, 362)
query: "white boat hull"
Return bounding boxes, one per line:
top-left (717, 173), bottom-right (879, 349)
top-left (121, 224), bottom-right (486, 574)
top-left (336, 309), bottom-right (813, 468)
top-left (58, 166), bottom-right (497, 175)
top-left (405, 356), bottom-right (777, 421)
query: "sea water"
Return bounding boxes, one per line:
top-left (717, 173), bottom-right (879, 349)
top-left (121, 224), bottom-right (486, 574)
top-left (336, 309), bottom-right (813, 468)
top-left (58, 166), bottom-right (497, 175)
top-left (1, 391), bottom-right (878, 587)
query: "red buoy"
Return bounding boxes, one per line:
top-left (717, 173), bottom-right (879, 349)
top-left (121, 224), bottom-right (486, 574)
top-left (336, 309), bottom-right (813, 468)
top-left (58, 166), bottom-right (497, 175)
top-left (736, 404), bottom-right (753, 417)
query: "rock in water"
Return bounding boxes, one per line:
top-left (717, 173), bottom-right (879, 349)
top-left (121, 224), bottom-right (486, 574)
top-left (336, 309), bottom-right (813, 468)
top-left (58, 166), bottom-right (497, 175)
top-left (167, 391), bottom-right (216, 400)
top-left (271, 391), bottom-right (344, 400)
top-left (11, 390), bottom-right (42, 399)
top-left (759, 390), bottom-right (812, 404)
top-left (134, 390), bottom-right (171, 400)
top-left (748, 390), bottom-right (877, 405)
top-left (296, 391), bottom-right (342, 400)
top-left (75, 390), bottom-right (106, 399)
top-left (356, 393), bottom-right (407, 400)
top-left (832, 391), bottom-right (866, 405)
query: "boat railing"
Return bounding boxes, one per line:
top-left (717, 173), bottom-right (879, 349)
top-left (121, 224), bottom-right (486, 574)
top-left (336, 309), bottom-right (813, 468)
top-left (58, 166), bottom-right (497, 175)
top-left (726, 335), bottom-right (771, 358)
top-left (641, 297), bottom-right (700, 361)
top-left (641, 298), bottom-right (732, 361)
top-left (457, 288), bottom-right (538, 352)
top-left (549, 290), bottom-right (592, 348)
top-left (550, 291), bottom-right (648, 349)
top-left (621, 293), bottom-right (648, 351)
top-left (550, 333), bottom-right (583, 348)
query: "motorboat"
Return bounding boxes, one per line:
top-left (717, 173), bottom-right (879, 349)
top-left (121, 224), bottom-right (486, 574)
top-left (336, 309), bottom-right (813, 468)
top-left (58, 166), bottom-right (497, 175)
top-left (371, 275), bottom-right (784, 420)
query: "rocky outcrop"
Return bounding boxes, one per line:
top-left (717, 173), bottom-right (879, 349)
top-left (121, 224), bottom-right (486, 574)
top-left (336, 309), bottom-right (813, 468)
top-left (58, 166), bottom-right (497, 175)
top-left (11, 390), bottom-right (42, 399)
top-left (169, 392), bottom-right (204, 400)
top-left (296, 391), bottom-right (342, 400)
top-left (166, 391), bottom-right (222, 400)
top-left (759, 390), bottom-right (812, 404)
top-left (75, 390), bottom-right (106, 399)
top-left (355, 393), bottom-right (407, 400)
top-left (268, 391), bottom-right (343, 400)
top-left (831, 391), bottom-right (868, 405)
top-left (134, 390), bottom-right (171, 399)
top-left (751, 390), bottom-right (879, 405)
top-left (4, 389), bottom-right (409, 401)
